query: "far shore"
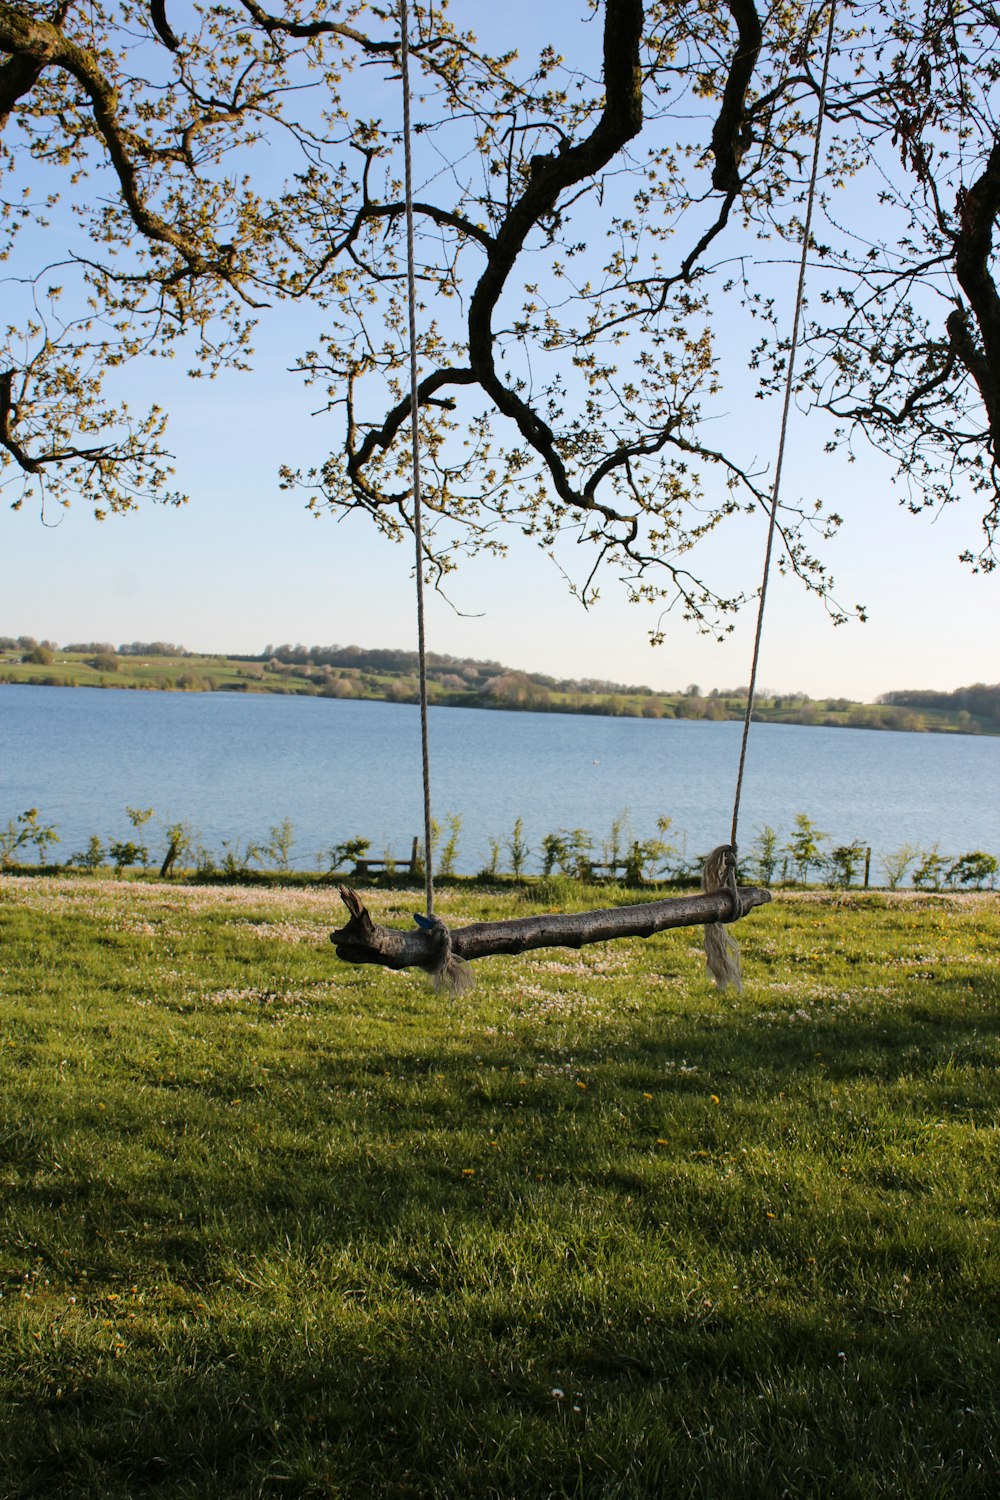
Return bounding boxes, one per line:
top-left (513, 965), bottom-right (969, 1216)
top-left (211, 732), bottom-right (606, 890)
top-left (2, 643), bottom-right (998, 737)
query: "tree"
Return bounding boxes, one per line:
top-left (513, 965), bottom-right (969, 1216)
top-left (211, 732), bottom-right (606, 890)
top-left (946, 850), bottom-right (998, 890)
top-left (542, 826), bottom-right (594, 878)
top-left (323, 836), bottom-right (371, 875)
top-left (0, 806), bottom-right (59, 866)
top-left (124, 804), bottom-right (155, 867)
top-left (623, 815), bottom-right (679, 883)
top-left (748, 823), bottom-right (780, 885)
top-left (265, 817), bottom-right (296, 873)
top-left (826, 840), bottom-right (866, 889)
top-left (783, 812), bottom-right (827, 884)
top-left (3, 3), bottom-right (1000, 618)
top-left (159, 821), bottom-right (193, 876)
top-left (881, 843), bottom-right (919, 890)
top-left (505, 816), bottom-right (530, 881)
top-left (912, 845), bottom-right (949, 890)
top-left (72, 834), bottom-right (106, 873)
top-left (437, 813), bottom-right (463, 877)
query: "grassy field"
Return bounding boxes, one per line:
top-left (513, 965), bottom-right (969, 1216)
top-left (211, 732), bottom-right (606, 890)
top-left (1, 875), bottom-right (998, 1497)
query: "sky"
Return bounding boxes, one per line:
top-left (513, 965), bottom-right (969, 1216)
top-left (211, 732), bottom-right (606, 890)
top-left (2, 2), bottom-right (997, 701)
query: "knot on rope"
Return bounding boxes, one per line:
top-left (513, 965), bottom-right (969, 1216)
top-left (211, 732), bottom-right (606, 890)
top-left (701, 844), bottom-right (744, 994)
top-left (702, 843), bottom-right (743, 922)
top-left (413, 912), bottom-right (475, 996)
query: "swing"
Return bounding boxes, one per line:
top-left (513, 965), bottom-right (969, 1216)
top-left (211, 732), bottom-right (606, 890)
top-left (330, 0), bottom-right (837, 992)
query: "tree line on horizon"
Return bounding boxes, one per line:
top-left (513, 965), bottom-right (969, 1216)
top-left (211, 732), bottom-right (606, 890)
top-left (878, 683), bottom-right (1000, 723)
top-left (2, 635), bottom-right (999, 730)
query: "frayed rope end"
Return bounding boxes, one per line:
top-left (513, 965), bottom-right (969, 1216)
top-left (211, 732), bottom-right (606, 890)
top-left (430, 953), bottom-right (475, 997)
top-left (414, 912), bottom-right (476, 997)
top-left (701, 844), bottom-right (744, 994)
top-left (703, 920), bottom-right (744, 995)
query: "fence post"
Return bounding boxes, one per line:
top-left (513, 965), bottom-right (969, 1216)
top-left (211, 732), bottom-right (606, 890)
top-left (863, 846), bottom-right (871, 889)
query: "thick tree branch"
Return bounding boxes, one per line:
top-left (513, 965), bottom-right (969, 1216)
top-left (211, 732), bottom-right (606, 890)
top-left (0, 2), bottom-right (246, 291)
top-left (950, 134), bottom-right (1000, 454)
top-left (466, 0), bottom-right (644, 499)
top-left (0, 369), bottom-right (38, 472)
top-left (0, 366), bottom-right (146, 476)
top-left (0, 47), bottom-right (43, 129)
top-left (149, 0), bottom-right (179, 53)
top-left (343, 0), bottom-right (772, 583)
top-left (330, 883), bottom-right (772, 971)
top-left (710, 0), bottom-right (763, 191)
top-left (347, 366), bottom-right (478, 490)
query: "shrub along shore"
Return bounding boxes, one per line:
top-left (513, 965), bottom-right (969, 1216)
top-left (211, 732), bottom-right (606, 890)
top-left (2, 804), bottom-right (998, 892)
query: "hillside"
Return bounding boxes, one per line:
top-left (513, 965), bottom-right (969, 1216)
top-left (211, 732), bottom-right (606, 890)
top-left (1, 635), bottom-right (998, 735)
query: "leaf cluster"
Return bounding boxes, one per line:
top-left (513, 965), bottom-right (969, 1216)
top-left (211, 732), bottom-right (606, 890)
top-left (3, 1), bottom-right (999, 619)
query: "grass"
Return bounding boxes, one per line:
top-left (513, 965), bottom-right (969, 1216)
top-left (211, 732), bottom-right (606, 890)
top-left (1, 875), bottom-right (998, 1497)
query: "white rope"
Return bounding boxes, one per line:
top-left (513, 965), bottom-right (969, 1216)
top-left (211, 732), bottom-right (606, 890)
top-left (399, 0), bottom-right (436, 917)
top-left (730, 0), bottom-right (838, 853)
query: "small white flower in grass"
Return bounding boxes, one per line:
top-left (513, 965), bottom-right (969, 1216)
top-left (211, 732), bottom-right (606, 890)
top-left (551, 1388), bottom-right (565, 1399)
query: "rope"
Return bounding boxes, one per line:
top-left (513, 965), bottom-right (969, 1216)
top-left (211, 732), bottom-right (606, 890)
top-left (730, 0), bottom-right (837, 853)
top-left (399, 0), bottom-right (436, 917)
top-left (413, 911), bottom-right (475, 995)
top-left (400, 0), bottom-right (834, 915)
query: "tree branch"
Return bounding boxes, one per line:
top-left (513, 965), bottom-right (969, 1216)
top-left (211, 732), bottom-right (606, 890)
top-left (0, 369), bottom-right (38, 472)
top-left (950, 134), bottom-right (1000, 454)
top-left (0, 2), bottom-right (248, 291)
top-left (330, 882), bottom-right (772, 971)
top-left (236, 0), bottom-right (400, 53)
top-left (466, 0), bottom-right (644, 498)
top-left (710, 0), bottom-right (763, 192)
top-left (149, 0), bottom-right (179, 53)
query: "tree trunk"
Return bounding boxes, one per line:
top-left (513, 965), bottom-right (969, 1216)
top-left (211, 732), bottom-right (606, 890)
top-left (330, 883), bottom-right (772, 972)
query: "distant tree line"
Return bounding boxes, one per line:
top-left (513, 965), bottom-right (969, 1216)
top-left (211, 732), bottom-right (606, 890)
top-left (257, 643), bottom-right (649, 698)
top-left (3, 635), bottom-right (998, 736)
top-left (116, 642), bottom-right (190, 658)
top-left (1, 636), bottom-right (190, 658)
top-left (259, 642), bottom-right (503, 679)
top-left (0, 635), bottom-right (59, 653)
top-left (879, 684), bottom-right (1000, 726)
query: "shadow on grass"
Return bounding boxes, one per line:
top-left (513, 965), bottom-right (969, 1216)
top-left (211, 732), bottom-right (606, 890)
top-left (2, 950), bottom-right (998, 1494)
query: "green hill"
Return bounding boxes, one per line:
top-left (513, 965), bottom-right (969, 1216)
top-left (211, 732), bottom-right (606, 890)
top-left (1, 635), bottom-right (997, 735)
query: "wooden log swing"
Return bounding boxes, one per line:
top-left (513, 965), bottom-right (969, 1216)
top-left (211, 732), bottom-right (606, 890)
top-left (327, 2), bottom-right (836, 995)
top-left (331, 878), bottom-right (772, 987)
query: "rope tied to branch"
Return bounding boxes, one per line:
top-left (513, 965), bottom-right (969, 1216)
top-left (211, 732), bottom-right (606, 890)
top-left (701, 843), bottom-right (744, 993)
top-left (729, 0), bottom-right (838, 855)
top-left (399, 0), bottom-right (436, 921)
top-left (390, 0), bottom-right (836, 997)
top-left (704, 0), bottom-right (838, 991)
top-left (412, 911), bottom-right (475, 995)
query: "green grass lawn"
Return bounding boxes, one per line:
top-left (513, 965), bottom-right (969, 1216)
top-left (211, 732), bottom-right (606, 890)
top-left (1, 876), bottom-right (998, 1498)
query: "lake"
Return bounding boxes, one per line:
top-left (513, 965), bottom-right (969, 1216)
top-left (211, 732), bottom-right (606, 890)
top-left (1, 684), bottom-right (997, 876)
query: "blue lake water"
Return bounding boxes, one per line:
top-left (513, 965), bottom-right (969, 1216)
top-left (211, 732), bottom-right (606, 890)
top-left (1, 684), bottom-right (997, 874)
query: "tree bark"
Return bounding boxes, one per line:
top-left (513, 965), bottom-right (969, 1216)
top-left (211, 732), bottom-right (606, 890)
top-left (330, 883), bottom-right (771, 971)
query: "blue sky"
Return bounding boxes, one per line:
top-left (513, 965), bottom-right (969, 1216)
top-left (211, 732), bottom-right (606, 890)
top-left (2, 1), bottom-right (997, 700)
